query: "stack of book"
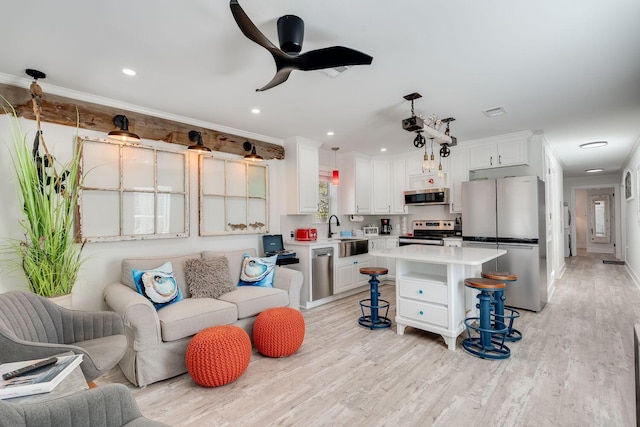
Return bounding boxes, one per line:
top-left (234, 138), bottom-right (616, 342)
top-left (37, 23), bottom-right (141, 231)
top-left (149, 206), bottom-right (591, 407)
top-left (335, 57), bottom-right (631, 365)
top-left (0, 354), bottom-right (83, 399)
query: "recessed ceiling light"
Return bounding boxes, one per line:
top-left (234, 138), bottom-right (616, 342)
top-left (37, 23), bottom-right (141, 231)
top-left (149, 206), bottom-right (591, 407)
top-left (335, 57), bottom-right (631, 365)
top-left (251, 108), bottom-right (261, 114)
top-left (122, 68), bottom-right (136, 76)
top-left (585, 168), bottom-right (604, 173)
top-left (326, 131), bottom-right (334, 136)
top-left (380, 148), bottom-right (387, 152)
top-left (482, 106), bottom-right (507, 117)
top-left (580, 141), bottom-right (608, 149)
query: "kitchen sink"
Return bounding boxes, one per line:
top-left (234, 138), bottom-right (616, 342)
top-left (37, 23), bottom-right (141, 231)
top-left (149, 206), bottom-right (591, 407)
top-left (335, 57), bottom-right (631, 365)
top-left (336, 238), bottom-right (369, 257)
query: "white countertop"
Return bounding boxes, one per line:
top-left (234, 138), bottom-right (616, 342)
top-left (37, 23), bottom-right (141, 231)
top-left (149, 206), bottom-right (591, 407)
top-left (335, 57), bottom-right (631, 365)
top-left (370, 245), bottom-right (506, 265)
top-left (284, 235), bottom-right (400, 247)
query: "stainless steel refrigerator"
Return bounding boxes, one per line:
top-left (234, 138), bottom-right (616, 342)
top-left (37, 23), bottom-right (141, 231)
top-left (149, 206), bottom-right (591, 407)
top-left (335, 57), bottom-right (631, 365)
top-left (461, 176), bottom-right (547, 312)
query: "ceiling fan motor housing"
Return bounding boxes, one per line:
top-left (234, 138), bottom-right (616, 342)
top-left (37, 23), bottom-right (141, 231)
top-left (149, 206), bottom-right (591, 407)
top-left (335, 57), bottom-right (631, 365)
top-left (277, 15), bottom-right (304, 55)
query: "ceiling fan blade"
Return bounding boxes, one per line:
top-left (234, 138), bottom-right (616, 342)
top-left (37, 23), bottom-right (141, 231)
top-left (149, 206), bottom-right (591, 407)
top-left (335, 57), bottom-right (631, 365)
top-left (230, 0), bottom-right (280, 53)
top-left (295, 46), bottom-right (373, 71)
top-left (256, 67), bottom-right (294, 92)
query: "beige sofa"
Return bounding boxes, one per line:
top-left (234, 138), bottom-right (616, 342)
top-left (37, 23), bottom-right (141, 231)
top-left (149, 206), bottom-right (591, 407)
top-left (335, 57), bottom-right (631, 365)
top-left (103, 248), bottom-right (302, 387)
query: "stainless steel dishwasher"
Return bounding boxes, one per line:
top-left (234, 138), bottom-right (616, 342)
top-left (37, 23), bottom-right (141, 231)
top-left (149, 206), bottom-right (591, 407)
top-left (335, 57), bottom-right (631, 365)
top-left (311, 247), bottom-right (334, 300)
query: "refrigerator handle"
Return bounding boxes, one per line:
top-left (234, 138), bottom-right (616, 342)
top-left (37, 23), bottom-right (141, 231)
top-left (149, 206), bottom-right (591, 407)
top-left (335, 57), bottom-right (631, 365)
top-left (499, 244), bottom-right (534, 249)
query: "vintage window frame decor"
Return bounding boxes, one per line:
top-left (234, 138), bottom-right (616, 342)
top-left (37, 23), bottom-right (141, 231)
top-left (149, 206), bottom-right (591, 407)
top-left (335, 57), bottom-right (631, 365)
top-left (199, 156), bottom-right (269, 236)
top-left (625, 169), bottom-right (634, 201)
top-left (77, 137), bottom-right (189, 242)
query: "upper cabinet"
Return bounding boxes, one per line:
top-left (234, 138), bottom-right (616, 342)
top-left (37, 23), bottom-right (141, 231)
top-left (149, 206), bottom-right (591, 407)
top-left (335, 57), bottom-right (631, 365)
top-left (447, 147), bottom-right (468, 213)
top-left (392, 158), bottom-right (408, 214)
top-left (467, 132), bottom-right (529, 170)
top-left (339, 153), bottom-right (371, 215)
top-left (372, 159), bottom-right (392, 214)
top-left (284, 137), bottom-right (322, 214)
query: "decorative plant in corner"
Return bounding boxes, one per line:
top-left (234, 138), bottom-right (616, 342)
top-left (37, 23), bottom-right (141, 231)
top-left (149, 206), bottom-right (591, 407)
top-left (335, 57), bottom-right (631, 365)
top-left (1, 71), bottom-right (85, 297)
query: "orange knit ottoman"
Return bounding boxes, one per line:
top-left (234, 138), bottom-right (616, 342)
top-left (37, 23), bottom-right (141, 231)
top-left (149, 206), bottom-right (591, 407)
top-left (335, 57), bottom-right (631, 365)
top-left (253, 307), bottom-right (305, 357)
top-left (185, 325), bottom-right (251, 387)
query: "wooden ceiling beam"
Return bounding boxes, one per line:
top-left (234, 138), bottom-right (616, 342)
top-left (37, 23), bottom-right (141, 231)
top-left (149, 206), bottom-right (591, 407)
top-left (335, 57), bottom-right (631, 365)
top-left (0, 82), bottom-right (284, 160)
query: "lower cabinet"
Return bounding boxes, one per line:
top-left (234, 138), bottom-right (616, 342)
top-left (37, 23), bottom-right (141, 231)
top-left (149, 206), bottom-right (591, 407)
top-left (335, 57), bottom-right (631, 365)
top-left (335, 254), bottom-right (370, 294)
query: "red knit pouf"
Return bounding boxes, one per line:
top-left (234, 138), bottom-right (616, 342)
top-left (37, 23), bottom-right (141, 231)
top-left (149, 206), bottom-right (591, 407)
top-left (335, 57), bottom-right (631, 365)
top-left (253, 307), bottom-right (305, 358)
top-left (185, 325), bottom-right (251, 387)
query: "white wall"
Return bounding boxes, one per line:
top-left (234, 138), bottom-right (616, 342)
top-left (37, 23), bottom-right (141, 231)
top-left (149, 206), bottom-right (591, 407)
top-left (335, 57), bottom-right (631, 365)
top-left (0, 115), bottom-right (287, 310)
top-left (622, 140), bottom-right (640, 287)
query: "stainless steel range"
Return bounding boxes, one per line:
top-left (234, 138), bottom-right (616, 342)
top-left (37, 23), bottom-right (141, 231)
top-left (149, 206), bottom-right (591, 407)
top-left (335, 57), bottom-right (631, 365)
top-left (398, 220), bottom-right (460, 246)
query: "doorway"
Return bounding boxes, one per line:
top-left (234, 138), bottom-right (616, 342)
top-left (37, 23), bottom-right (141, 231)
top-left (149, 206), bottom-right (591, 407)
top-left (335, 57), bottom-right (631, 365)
top-left (573, 187), bottom-right (616, 255)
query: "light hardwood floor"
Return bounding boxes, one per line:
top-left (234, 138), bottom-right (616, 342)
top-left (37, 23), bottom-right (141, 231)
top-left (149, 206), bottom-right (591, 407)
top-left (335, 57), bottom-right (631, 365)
top-left (97, 252), bottom-right (640, 426)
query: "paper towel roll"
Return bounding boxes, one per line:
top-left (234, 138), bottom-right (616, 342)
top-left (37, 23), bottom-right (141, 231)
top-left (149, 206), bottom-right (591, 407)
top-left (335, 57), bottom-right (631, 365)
top-left (349, 215), bottom-right (365, 222)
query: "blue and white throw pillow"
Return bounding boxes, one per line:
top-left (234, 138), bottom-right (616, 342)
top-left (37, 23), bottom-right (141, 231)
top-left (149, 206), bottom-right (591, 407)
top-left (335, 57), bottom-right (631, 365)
top-left (132, 262), bottom-right (183, 309)
top-left (238, 254), bottom-right (277, 288)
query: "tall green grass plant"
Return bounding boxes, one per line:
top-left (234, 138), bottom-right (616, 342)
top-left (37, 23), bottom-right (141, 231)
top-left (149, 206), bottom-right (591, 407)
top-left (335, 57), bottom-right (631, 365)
top-left (2, 101), bottom-right (84, 297)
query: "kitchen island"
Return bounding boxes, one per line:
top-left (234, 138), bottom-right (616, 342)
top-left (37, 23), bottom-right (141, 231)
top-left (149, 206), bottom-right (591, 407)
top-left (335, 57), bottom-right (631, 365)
top-left (369, 245), bottom-right (506, 350)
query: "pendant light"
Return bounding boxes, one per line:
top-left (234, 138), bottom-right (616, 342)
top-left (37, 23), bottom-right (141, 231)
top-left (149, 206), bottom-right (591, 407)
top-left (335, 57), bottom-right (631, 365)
top-left (429, 138), bottom-right (435, 170)
top-left (422, 143), bottom-right (429, 173)
top-left (108, 115), bottom-right (140, 143)
top-left (187, 130), bottom-right (211, 153)
top-left (331, 147), bottom-right (340, 186)
top-left (243, 141), bottom-right (263, 161)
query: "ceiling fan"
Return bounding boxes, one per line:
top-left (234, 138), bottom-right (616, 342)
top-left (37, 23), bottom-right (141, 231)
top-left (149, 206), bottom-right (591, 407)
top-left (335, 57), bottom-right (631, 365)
top-left (230, 0), bottom-right (373, 91)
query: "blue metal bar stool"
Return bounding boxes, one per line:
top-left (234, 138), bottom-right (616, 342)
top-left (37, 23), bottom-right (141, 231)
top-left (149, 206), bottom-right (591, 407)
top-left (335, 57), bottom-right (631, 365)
top-left (481, 271), bottom-right (522, 342)
top-left (358, 267), bottom-right (391, 329)
top-left (462, 278), bottom-right (510, 359)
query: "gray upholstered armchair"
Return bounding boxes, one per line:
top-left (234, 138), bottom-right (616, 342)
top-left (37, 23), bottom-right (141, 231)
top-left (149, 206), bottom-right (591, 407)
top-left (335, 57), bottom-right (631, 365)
top-left (0, 290), bottom-right (127, 382)
top-left (0, 383), bottom-right (169, 427)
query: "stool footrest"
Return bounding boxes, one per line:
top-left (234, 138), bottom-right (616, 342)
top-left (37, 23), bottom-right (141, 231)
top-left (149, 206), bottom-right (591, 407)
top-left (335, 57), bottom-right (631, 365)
top-left (358, 299), bottom-right (391, 329)
top-left (462, 316), bottom-right (511, 360)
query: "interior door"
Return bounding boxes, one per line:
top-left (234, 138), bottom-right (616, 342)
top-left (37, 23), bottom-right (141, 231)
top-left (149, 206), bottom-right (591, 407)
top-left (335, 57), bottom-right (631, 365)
top-left (589, 194), bottom-right (611, 244)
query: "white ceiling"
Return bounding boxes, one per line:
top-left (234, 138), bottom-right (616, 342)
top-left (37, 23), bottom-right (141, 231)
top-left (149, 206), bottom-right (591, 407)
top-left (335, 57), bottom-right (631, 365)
top-left (1, 0), bottom-right (639, 177)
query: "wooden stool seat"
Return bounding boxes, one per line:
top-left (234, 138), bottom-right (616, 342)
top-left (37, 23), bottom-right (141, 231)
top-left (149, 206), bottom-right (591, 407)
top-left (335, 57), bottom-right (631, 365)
top-left (360, 267), bottom-right (388, 276)
top-left (481, 271), bottom-right (518, 281)
top-left (464, 277), bottom-right (506, 290)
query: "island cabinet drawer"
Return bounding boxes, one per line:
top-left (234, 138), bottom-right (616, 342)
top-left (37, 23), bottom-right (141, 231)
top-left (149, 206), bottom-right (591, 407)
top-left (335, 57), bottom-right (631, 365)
top-left (399, 279), bottom-right (448, 305)
top-left (398, 298), bottom-right (448, 327)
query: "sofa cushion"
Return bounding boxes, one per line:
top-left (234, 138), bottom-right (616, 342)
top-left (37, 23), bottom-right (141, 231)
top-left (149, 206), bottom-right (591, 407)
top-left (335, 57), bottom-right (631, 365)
top-left (218, 287), bottom-right (289, 320)
top-left (122, 253), bottom-right (201, 298)
top-left (184, 257), bottom-right (236, 299)
top-left (132, 262), bottom-right (183, 310)
top-left (156, 298), bottom-right (238, 342)
top-left (238, 254), bottom-right (277, 288)
top-left (202, 248), bottom-right (257, 285)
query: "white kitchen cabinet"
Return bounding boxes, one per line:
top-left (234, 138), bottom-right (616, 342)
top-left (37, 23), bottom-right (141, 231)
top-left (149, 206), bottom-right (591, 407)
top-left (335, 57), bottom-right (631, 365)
top-left (368, 239), bottom-right (388, 276)
top-left (284, 137), bottom-right (321, 214)
top-left (339, 153), bottom-right (372, 214)
top-left (372, 159), bottom-right (392, 214)
top-left (385, 237), bottom-right (399, 278)
top-left (467, 135), bottom-right (528, 170)
top-left (448, 147), bottom-right (468, 213)
top-left (392, 158), bottom-right (408, 214)
top-left (334, 254), bottom-right (371, 294)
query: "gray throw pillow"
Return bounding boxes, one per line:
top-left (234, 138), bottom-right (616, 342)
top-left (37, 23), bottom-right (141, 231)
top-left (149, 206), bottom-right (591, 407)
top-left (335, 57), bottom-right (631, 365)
top-left (184, 257), bottom-right (236, 299)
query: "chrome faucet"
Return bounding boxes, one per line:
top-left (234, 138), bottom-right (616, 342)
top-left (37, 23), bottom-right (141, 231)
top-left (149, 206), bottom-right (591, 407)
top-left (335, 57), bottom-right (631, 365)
top-left (328, 215), bottom-right (341, 238)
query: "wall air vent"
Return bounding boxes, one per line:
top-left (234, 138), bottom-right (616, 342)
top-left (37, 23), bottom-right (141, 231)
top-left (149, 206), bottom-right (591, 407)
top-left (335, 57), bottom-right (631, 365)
top-left (482, 106), bottom-right (507, 117)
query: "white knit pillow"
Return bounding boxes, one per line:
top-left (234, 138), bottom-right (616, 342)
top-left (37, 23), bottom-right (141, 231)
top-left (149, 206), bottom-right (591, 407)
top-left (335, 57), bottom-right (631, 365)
top-left (184, 257), bottom-right (235, 299)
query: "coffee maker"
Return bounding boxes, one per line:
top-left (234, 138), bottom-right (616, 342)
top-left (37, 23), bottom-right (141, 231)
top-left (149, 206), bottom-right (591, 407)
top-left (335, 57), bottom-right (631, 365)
top-left (380, 218), bottom-right (392, 235)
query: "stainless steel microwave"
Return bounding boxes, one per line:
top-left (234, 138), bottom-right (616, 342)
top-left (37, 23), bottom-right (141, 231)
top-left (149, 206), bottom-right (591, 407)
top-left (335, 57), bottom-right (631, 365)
top-left (403, 188), bottom-right (450, 205)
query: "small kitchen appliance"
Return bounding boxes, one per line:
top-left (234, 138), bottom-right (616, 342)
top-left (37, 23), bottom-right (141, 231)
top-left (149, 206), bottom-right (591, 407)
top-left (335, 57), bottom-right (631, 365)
top-left (296, 228), bottom-right (317, 241)
top-left (380, 218), bottom-right (392, 235)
